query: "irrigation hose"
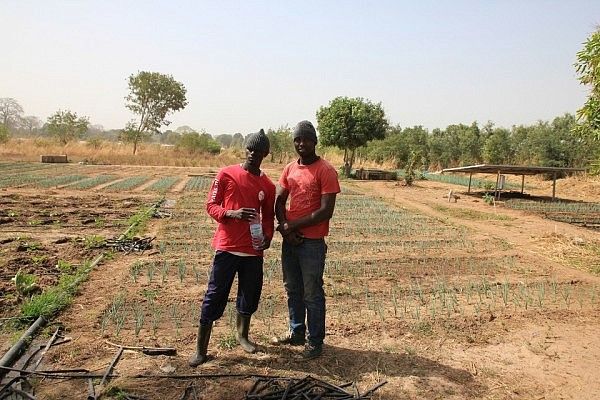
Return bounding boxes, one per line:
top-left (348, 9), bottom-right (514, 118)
top-left (0, 316), bottom-right (46, 380)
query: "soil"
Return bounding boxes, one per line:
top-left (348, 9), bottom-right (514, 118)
top-left (0, 163), bottom-right (599, 400)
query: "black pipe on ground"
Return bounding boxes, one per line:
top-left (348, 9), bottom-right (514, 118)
top-left (0, 316), bottom-right (46, 380)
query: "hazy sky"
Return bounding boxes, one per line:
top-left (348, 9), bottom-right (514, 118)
top-left (2, 1), bottom-right (599, 135)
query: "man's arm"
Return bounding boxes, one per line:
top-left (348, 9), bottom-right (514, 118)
top-left (206, 173), bottom-right (257, 222)
top-left (274, 184), bottom-right (304, 245)
top-left (274, 184), bottom-right (289, 225)
top-left (279, 193), bottom-right (337, 235)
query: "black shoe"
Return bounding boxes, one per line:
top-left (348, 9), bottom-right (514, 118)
top-left (301, 343), bottom-right (322, 360)
top-left (271, 332), bottom-right (305, 346)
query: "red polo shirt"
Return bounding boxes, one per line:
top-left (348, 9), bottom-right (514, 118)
top-left (279, 158), bottom-right (340, 239)
top-left (206, 164), bottom-right (276, 256)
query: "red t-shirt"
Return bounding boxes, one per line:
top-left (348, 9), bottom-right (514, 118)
top-left (206, 164), bottom-right (276, 256)
top-left (279, 158), bottom-right (341, 239)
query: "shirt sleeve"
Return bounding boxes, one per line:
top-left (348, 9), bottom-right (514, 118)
top-left (206, 170), bottom-right (230, 223)
top-left (261, 182), bottom-right (276, 240)
top-left (320, 164), bottom-right (341, 195)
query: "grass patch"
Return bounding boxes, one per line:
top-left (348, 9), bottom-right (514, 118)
top-left (123, 200), bottom-right (163, 239)
top-left (433, 205), bottom-right (513, 221)
top-left (20, 258), bottom-right (99, 321)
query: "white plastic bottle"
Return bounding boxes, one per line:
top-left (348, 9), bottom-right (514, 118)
top-left (249, 210), bottom-right (263, 250)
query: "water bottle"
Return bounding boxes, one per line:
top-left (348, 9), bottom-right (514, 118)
top-left (249, 210), bottom-right (264, 250)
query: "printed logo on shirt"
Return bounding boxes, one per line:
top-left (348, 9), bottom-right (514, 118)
top-left (211, 179), bottom-right (219, 202)
top-left (258, 190), bottom-right (265, 202)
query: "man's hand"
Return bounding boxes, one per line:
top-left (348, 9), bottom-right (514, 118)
top-left (256, 237), bottom-right (272, 251)
top-left (282, 231), bottom-right (304, 246)
top-left (226, 208), bottom-right (257, 221)
top-left (276, 221), bottom-right (296, 236)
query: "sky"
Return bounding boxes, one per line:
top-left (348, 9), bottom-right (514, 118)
top-left (2, 1), bottom-right (600, 135)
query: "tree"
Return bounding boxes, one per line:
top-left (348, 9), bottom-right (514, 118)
top-left (0, 98), bottom-right (24, 130)
top-left (176, 131), bottom-right (221, 155)
top-left (231, 132), bottom-right (244, 148)
top-left (215, 134), bottom-right (233, 148)
top-left (317, 96), bottom-right (388, 175)
top-left (575, 28), bottom-right (600, 140)
top-left (122, 71), bottom-right (188, 154)
top-left (21, 116), bottom-right (42, 134)
top-left (46, 110), bottom-right (89, 145)
top-left (482, 127), bottom-right (512, 164)
top-left (266, 126), bottom-right (294, 163)
top-left (366, 125), bottom-right (429, 168)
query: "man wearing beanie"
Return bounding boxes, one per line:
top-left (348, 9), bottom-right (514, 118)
top-left (272, 120), bottom-right (340, 360)
top-left (190, 129), bottom-right (276, 367)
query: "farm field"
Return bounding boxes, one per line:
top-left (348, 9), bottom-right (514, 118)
top-left (1, 162), bottom-right (600, 399)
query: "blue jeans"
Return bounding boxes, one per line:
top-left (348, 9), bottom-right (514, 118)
top-left (281, 238), bottom-right (327, 346)
top-left (200, 251), bottom-right (263, 325)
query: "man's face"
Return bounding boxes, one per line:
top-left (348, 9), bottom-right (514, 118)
top-left (293, 136), bottom-right (316, 157)
top-left (245, 146), bottom-right (268, 168)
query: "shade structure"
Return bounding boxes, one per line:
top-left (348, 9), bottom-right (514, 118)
top-left (440, 164), bottom-right (586, 200)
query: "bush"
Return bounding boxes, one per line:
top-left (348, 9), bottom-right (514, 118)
top-left (0, 124), bottom-right (10, 143)
top-left (176, 132), bottom-right (221, 155)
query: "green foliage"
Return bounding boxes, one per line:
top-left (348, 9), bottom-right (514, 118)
top-left (84, 235), bottom-right (105, 249)
top-left (123, 71), bottom-right (188, 154)
top-left (124, 202), bottom-right (159, 238)
top-left (266, 126), bottom-right (294, 163)
top-left (404, 151), bottom-right (420, 186)
top-left (56, 260), bottom-right (75, 273)
top-left (46, 109), bottom-right (89, 145)
top-left (575, 29), bottom-right (600, 140)
top-left (317, 96), bottom-right (388, 173)
top-left (176, 131), bottom-right (221, 155)
top-left (428, 122), bottom-right (482, 169)
top-left (482, 193), bottom-right (495, 205)
top-left (11, 269), bottom-right (39, 297)
top-left (21, 261), bottom-right (93, 319)
top-left (0, 124), bottom-right (10, 143)
top-left (366, 125), bottom-right (429, 168)
top-left (482, 127), bottom-right (511, 164)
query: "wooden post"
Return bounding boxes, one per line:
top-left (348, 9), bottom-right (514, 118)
top-left (468, 172), bottom-right (473, 193)
top-left (521, 175), bottom-right (525, 194)
top-left (552, 172), bottom-right (557, 201)
top-left (495, 171), bottom-right (500, 200)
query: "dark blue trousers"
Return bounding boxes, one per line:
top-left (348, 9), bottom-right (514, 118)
top-left (200, 251), bottom-right (263, 325)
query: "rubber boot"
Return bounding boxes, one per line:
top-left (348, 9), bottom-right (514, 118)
top-left (189, 323), bottom-right (212, 367)
top-left (236, 313), bottom-right (257, 353)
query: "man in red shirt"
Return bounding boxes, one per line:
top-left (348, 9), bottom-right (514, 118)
top-left (273, 120), bottom-right (340, 360)
top-left (189, 129), bottom-right (276, 367)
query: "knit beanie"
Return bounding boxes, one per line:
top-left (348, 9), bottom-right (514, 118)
top-left (293, 120), bottom-right (318, 143)
top-left (246, 129), bottom-right (270, 154)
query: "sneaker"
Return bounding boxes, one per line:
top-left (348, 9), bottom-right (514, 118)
top-left (301, 343), bottom-right (322, 360)
top-left (270, 332), bottom-right (305, 346)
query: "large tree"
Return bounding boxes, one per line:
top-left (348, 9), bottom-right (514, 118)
top-left (46, 110), bottom-right (89, 145)
top-left (316, 96), bottom-right (388, 174)
top-left (122, 71), bottom-right (188, 154)
top-left (575, 28), bottom-right (600, 140)
top-left (21, 115), bottom-right (42, 134)
top-left (0, 98), bottom-right (24, 130)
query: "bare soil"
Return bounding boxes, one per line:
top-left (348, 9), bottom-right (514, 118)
top-left (1, 164), bottom-right (599, 400)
